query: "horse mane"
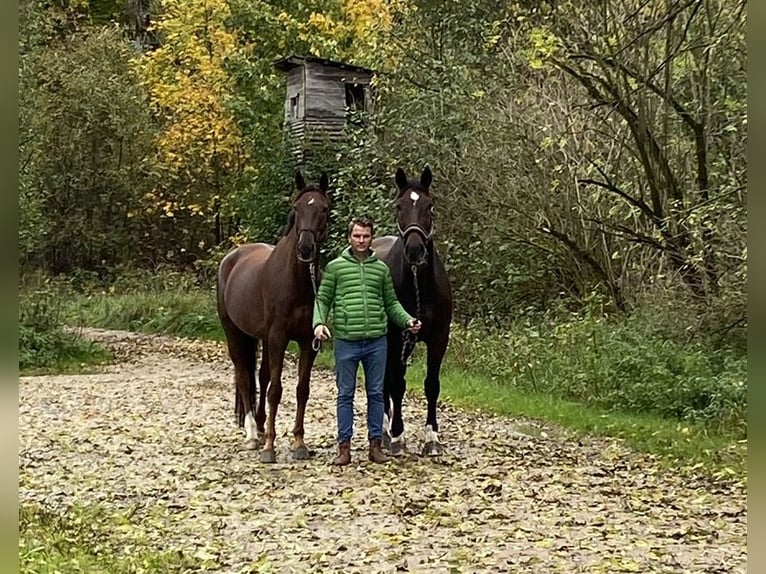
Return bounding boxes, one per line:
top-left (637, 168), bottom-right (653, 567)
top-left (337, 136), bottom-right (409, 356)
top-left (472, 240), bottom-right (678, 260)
top-left (280, 210), bottom-right (296, 237)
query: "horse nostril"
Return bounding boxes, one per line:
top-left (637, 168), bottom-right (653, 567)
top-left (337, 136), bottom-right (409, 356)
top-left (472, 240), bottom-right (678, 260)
top-left (298, 240), bottom-right (316, 261)
top-left (404, 244), bottom-right (427, 266)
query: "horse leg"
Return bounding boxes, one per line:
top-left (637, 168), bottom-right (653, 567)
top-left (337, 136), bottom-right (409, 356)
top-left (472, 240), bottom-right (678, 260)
top-left (422, 335), bottom-right (448, 456)
top-left (255, 347), bottom-right (270, 447)
top-left (382, 387), bottom-right (393, 451)
top-left (260, 336), bottom-right (288, 463)
top-left (222, 323), bottom-right (259, 450)
top-left (382, 335), bottom-right (393, 450)
top-left (385, 336), bottom-right (408, 456)
top-left (291, 341), bottom-right (317, 460)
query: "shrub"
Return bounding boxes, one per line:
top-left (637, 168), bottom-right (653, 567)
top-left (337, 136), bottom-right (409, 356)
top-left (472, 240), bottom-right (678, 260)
top-left (447, 303), bottom-right (746, 437)
top-left (19, 288), bottom-right (111, 372)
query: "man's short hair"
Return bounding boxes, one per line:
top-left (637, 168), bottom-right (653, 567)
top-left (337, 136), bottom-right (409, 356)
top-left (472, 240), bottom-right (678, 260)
top-left (348, 216), bottom-right (374, 236)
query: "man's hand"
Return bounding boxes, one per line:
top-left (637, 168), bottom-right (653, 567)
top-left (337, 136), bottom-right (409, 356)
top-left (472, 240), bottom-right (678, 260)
top-left (407, 319), bottom-right (422, 334)
top-left (314, 324), bottom-right (331, 340)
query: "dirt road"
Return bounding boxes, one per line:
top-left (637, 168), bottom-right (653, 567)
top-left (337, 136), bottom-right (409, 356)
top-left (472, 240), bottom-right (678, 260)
top-left (19, 329), bottom-right (747, 573)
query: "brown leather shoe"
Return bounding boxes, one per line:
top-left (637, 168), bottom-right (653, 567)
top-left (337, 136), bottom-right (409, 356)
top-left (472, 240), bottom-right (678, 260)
top-left (333, 441), bottom-right (351, 466)
top-left (368, 438), bottom-right (390, 463)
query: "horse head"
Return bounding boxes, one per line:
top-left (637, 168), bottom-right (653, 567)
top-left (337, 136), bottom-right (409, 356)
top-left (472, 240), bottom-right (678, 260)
top-left (394, 166), bottom-right (434, 267)
top-left (292, 170), bottom-right (330, 263)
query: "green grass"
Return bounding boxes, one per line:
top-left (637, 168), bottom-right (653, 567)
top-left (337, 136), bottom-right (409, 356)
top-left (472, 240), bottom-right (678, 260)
top-left (404, 362), bottom-right (745, 478)
top-left (19, 337), bottom-right (113, 376)
top-left (22, 271), bottom-right (746, 479)
top-left (63, 290), bottom-right (223, 341)
top-left (296, 341), bottom-right (745, 478)
top-left (19, 504), bottom-right (201, 573)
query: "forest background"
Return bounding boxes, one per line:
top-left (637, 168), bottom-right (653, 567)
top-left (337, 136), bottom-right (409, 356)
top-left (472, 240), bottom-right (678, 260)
top-left (18, 0), bottom-right (747, 468)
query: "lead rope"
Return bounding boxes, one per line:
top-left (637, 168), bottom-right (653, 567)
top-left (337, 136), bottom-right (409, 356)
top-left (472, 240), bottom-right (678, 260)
top-left (401, 264), bottom-right (420, 366)
top-left (310, 261), bottom-right (322, 352)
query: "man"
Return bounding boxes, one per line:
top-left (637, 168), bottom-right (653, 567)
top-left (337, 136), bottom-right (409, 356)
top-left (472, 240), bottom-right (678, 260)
top-left (313, 217), bottom-right (421, 465)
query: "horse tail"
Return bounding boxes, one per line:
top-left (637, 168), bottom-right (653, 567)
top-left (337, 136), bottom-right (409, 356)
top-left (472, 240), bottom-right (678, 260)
top-left (233, 335), bottom-right (258, 427)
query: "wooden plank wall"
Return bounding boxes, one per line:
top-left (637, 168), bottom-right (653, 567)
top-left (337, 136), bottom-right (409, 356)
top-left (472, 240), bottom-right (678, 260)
top-left (283, 61), bottom-right (374, 158)
top-left (283, 68), bottom-right (305, 124)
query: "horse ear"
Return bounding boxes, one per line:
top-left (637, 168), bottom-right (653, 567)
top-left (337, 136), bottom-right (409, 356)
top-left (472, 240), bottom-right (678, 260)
top-left (319, 171), bottom-right (329, 194)
top-left (294, 170), bottom-right (306, 191)
top-left (420, 165), bottom-right (432, 189)
top-left (395, 167), bottom-right (408, 191)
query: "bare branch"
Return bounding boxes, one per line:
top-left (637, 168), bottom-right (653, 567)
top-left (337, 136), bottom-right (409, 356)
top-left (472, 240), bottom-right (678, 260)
top-left (615, 0), bottom-right (700, 55)
top-left (577, 177), bottom-right (658, 222)
top-left (585, 217), bottom-right (665, 251)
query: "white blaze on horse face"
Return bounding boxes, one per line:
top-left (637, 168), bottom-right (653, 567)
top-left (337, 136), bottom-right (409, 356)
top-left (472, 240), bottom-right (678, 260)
top-left (409, 191), bottom-right (420, 205)
top-left (244, 411), bottom-right (257, 441)
top-left (307, 197), bottom-right (315, 205)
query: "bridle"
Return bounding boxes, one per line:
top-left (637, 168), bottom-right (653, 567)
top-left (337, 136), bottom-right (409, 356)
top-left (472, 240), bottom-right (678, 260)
top-left (296, 228), bottom-right (321, 263)
top-left (397, 221), bottom-right (434, 243)
top-left (292, 204), bottom-right (327, 351)
top-left (397, 216), bottom-right (432, 366)
top-left (396, 191), bottom-right (435, 243)
top-left (294, 200), bottom-right (328, 262)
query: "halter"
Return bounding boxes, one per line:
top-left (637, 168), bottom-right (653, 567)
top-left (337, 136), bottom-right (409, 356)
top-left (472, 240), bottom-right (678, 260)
top-left (292, 189), bottom-right (329, 247)
top-left (296, 227), bottom-right (326, 262)
top-left (297, 222), bottom-right (328, 242)
top-left (397, 221), bottom-right (434, 242)
top-left (295, 222), bottom-right (323, 351)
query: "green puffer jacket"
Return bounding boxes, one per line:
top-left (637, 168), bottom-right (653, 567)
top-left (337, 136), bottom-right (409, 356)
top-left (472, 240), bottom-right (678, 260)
top-left (312, 247), bottom-right (414, 341)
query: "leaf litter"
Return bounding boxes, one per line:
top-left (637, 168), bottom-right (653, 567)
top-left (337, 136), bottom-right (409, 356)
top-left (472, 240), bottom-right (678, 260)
top-left (19, 329), bottom-right (746, 573)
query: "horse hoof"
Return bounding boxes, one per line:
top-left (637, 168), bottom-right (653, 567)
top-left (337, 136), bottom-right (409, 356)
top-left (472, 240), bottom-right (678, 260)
top-left (292, 445), bottom-right (311, 460)
top-left (244, 438), bottom-right (259, 451)
top-left (259, 449), bottom-right (277, 463)
top-left (382, 432), bottom-right (392, 452)
top-left (421, 441), bottom-right (444, 457)
top-left (390, 439), bottom-right (407, 457)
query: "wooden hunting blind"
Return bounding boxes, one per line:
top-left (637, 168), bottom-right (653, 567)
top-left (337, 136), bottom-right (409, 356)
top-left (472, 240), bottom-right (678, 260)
top-left (273, 55), bottom-right (375, 150)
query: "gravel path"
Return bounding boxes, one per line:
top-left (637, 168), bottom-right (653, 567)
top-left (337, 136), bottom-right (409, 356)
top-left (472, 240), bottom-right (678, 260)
top-left (19, 329), bottom-right (747, 573)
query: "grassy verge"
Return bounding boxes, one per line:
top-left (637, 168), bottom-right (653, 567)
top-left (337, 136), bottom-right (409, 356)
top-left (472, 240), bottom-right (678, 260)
top-left (23, 271), bottom-right (746, 478)
top-left (404, 361), bottom-right (745, 478)
top-left (19, 504), bottom-right (201, 573)
top-left (64, 289), bottom-right (222, 341)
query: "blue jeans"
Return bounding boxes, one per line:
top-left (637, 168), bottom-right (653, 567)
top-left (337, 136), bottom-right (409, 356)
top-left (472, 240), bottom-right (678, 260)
top-left (334, 336), bottom-right (387, 443)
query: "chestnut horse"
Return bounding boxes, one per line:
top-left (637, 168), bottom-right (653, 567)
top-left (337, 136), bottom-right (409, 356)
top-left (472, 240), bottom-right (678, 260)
top-left (217, 171), bottom-right (330, 463)
top-left (372, 166), bottom-right (453, 456)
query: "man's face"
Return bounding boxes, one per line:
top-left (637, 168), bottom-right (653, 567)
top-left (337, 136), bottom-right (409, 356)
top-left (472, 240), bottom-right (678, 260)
top-left (348, 224), bottom-right (373, 254)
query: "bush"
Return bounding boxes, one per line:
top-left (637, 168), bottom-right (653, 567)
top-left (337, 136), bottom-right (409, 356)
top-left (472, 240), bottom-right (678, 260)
top-left (448, 303), bottom-right (747, 437)
top-left (19, 288), bottom-right (111, 372)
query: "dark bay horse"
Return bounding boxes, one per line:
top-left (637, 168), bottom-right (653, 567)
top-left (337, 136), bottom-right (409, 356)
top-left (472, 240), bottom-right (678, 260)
top-left (217, 171), bottom-right (330, 463)
top-left (372, 166), bottom-right (453, 456)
